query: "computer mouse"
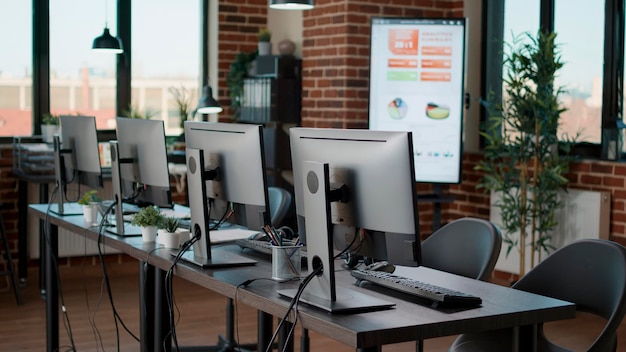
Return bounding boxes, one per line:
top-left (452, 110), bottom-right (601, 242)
top-left (365, 261), bottom-right (395, 273)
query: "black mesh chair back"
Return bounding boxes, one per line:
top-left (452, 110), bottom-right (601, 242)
top-left (421, 217), bottom-right (502, 281)
top-left (450, 239), bottom-right (626, 352)
top-left (268, 186), bottom-right (292, 227)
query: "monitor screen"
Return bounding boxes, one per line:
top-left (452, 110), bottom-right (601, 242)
top-left (182, 121), bottom-right (270, 267)
top-left (115, 117), bottom-right (172, 208)
top-left (50, 115), bottom-right (104, 215)
top-left (59, 115), bottom-right (103, 189)
top-left (368, 17), bottom-right (466, 184)
top-left (290, 127), bottom-right (421, 267)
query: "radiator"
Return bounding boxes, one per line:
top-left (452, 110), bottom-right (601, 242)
top-left (27, 188), bottom-right (120, 258)
top-left (490, 188), bottom-right (611, 275)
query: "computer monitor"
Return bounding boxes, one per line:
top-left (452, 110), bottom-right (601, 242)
top-left (50, 115), bottom-right (103, 215)
top-left (181, 121), bottom-right (270, 267)
top-left (107, 117), bottom-right (173, 236)
top-left (278, 127), bottom-right (420, 312)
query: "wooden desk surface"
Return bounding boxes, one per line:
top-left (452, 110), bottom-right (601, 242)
top-left (29, 204), bottom-right (576, 349)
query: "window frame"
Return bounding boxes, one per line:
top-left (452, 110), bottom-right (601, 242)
top-left (482, 0), bottom-right (625, 161)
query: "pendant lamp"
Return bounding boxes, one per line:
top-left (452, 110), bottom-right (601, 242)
top-left (92, 0), bottom-right (123, 53)
top-left (196, 85), bottom-right (223, 114)
top-left (92, 27), bottom-right (123, 53)
top-left (270, 0), bottom-right (314, 10)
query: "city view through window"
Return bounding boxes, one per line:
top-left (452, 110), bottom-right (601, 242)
top-left (0, 0), bottom-right (200, 137)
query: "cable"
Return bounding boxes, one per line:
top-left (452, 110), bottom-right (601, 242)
top-left (95, 200), bottom-right (141, 350)
top-left (264, 265), bottom-right (323, 352)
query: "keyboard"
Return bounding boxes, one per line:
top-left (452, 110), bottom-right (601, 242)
top-left (351, 269), bottom-right (482, 308)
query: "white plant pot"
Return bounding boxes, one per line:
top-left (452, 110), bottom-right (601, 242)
top-left (41, 124), bottom-right (59, 143)
top-left (82, 204), bottom-right (98, 225)
top-left (159, 231), bottom-right (180, 249)
top-left (258, 42), bottom-right (271, 56)
top-left (141, 225), bottom-right (158, 243)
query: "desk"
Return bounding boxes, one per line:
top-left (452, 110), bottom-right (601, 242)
top-left (29, 203), bottom-right (576, 352)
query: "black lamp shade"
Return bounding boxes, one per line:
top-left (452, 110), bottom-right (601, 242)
top-left (270, 0), bottom-right (314, 10)
top-left (92, 27), bottom-right (123, 53)
top-left (196, 85), bottom-right (223, 114)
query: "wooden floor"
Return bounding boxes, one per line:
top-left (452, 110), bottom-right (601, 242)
top-left (1, 260), bottom-right (625, 351)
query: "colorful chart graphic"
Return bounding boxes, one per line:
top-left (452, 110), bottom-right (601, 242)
top-left (425, 102), bottom-right (450, 119)
top-left (388, 98), bottom-right (408, 119)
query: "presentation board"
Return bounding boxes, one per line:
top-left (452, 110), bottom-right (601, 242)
top-left (368, 17), bottom-right (466, 184)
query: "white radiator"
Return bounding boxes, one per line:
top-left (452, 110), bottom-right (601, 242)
top-left (490, 188), bottom-right (611, 275)
top-left (27, 183), bottom-right (120, 259)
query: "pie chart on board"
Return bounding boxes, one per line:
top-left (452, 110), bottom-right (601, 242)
top-left (387, 98), bottom-right (408, 119)
top-left (425, 102), bottom-right (450, 119)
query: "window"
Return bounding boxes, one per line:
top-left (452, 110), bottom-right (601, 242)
top-left (485, 0), bottom-right (622, 160)
top-left (0, 2), bottom-right (32, 136)
top-left (50, 0), bottom-right (118, 129)
top-left (131, 0), bottom-right (200, 136)
top-left (554, 0), bottom-right (605, 143)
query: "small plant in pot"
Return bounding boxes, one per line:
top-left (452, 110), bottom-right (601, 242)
top-left (158, 217), bottom-right (181, 249)
top-left (130, 206), bottom-right (163, 242)
top-left (78, 190), bottom-right (100, 225)
top-left (258, 28), bottom-right (271, 56)
top-left (41, 113), bottom-right (60, 143)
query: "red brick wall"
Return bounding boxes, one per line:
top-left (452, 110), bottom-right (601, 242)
top-left (217, 0), bottom-right (268, 120)
top-left (300, 0), bottom-right (463, 129)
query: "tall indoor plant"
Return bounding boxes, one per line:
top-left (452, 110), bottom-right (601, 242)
top-left (475, 31), bottom-right (575, 277)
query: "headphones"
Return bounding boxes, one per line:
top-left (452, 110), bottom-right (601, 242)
top-left (275, 226), bottom-right (295, 240)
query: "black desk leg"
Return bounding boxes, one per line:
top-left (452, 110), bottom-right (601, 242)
top-left (17, 180), bottom-right (27, 284)
top-left (257, 311), bottom-right (274, 352)
top-left (278, 321), bottom-right (294, 352)
top-left (155, 267), bottom-right (171, 352)
top-left (39, 183), bottom-right (49, 296)
top-left (300, 326), bottom-right (309, 352)
top-left (45, 221), bottom-right (58, 352)
top-left (140, 261), bottom-right (156, 352)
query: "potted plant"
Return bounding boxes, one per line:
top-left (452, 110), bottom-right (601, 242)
top-left (77, 190), bottom-right (100, 225)
top-left (227, 50), bottom-right (258, 121)
top-left (41, 113), bottom-right (60, 143)
top-left (475, 30), bottom-right (576, 277)
top-left (158, 216), bottom-right (180, 248)
top-left (258, 28), bottom-right (271, 56)
top-left (168, 85), bottom-right (194, 129)
top-left (130, 205), bottom-right (163, 242)
top-left (122, 104), bottom-right (155, 120)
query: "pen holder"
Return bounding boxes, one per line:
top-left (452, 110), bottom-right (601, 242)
top-left (271, 245), bottom-right (302, 281)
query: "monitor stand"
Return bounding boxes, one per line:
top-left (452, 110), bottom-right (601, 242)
top-left (175, 148), bottom-right (257, 268)
top-left (49, 202), bottom-right (84, 216)
top-left (177, 249), bottom-right (257, 268)
top-left (50, 135), bottom-right (83, 216)
top-left (277, 161), bottom-right (394, 313)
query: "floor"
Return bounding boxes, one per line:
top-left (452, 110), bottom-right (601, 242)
top-left (0, 259), bottom-right (624, 351)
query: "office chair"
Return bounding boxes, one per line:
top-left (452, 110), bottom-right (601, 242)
top-left (410, 217), bottom-right (501, 352)
top-left (218, 186), bottom-right (294, 352)
top-left (421, 217), bottom-right (502, 281)
top-left (449, 239), bottom-right (626, 352)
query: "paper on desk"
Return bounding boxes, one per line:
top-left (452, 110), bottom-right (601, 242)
top-left (161, 208), bottom-right (191, 219)
top-left (209, 228), bottom-right (260, 244)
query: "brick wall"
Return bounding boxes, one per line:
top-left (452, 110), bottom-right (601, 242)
top-left (217, 0), bottom-right (269, 120)
top-left (300, 0), bottom-right (463, 129)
